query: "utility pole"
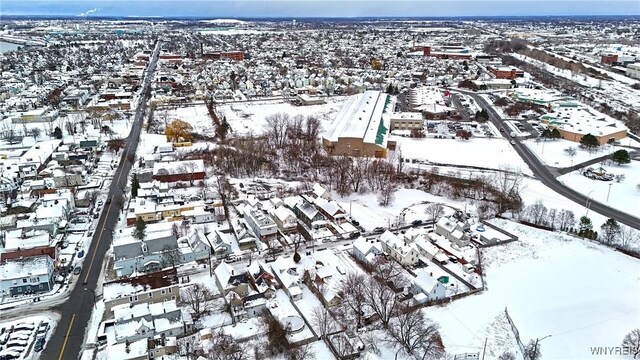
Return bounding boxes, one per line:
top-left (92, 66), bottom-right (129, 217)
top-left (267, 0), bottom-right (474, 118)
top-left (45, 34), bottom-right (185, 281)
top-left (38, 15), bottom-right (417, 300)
top-left (481, 337), bottom-right (488, 360)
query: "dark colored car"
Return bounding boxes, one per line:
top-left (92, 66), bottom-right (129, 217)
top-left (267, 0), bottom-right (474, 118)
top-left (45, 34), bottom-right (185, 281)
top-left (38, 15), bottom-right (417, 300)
top-left (349, 232), bottom-right (361, 239)
top-left (373, 227), bottom-right (385, 234)
top-left (412, 220), bottom-right (423, 226)
top-left (73, 266), bottom-right (82, 275)
top-left (34, 338), bottom-right (45, 352)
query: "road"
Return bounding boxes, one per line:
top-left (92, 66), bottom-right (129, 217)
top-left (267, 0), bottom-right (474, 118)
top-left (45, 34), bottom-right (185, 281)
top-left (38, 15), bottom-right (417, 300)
top-left (463, 90), bottom-right (640, 231)
top-left (41, 41), bottom-right (160, 360)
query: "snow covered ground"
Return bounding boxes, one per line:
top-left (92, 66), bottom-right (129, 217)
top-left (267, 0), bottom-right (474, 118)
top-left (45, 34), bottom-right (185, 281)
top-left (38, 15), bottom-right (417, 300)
top-left (217, 98), bottom-right (346, 136)
top-left (523, 138), bottom-right (636, 168)
top-left (332, 188), bottom-right (469, 231)
top-left (427, 219), bottom-right (640, 359)
top-left (392, 136), bottom-right (533, 175)
top-left (557, 160), bottom-right (640, 219)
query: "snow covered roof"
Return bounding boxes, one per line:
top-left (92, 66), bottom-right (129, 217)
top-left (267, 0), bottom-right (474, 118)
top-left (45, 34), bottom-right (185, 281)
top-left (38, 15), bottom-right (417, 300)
top-left (412, 268), bottom-right (441, 293)
top-left (152, 159), bottom-right (205, 176)
top-left (313, 197), bottom-right (345, 217)
top-left (0, 255), bottom-right (53, 280)
top-left (323, 90), bottom-right (390, 146)
top-left (352, 237), bottom-right (382, 257)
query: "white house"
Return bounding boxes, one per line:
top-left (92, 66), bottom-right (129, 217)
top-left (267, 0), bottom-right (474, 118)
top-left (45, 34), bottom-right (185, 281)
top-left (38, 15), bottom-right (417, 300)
top-left (435, 217), bottom-right (470, 247)
top-left (270, 256), bottom-right (302, 300)
top-left (272, 206), bottom-right (298, 233)
top-left (244, 207), bottom-right (278, 241)
top-left (379, 231), bottom-right (420, 266)
top-left (411, 268), bottom-right (446, 304)
top-left (351, 237), bottom-right (383, 265)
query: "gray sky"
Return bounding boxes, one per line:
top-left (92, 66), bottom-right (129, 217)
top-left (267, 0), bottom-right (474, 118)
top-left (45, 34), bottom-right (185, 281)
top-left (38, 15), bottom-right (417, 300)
top-left (2, 0), bottom-right (639, 17)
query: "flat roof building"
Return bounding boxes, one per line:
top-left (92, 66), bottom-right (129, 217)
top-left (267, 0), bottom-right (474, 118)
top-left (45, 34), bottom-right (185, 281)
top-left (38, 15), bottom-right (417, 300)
top-left (322, 90), bottom-right (392, 158)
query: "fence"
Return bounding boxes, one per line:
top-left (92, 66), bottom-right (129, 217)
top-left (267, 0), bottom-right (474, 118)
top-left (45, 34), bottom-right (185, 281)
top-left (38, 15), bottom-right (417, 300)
top-left (504, 307), bottom-right (526, 357)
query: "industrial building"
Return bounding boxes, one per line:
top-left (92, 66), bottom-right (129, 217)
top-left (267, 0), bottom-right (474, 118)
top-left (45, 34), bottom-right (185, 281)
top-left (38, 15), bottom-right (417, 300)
top-left (322, 91), bottom-right (393, 157)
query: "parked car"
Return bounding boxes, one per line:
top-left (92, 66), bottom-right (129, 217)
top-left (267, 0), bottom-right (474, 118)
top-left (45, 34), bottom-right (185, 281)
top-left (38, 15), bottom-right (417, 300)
top-left (349, 231), bottom-right (361, 239)
top-left (105, 198), bottom-right (111, 205)
top-left (411, 220), bottom-right (423, 226)
top-left (34, 338), bottom-right (45, 352)
top-left (372, 227), bottom-right (385, 234)
top-left (73, 266), bottom-right (82, 275)
top-left (5, 339), bottom-right (28, 348)
top-left (0, 349), bottom-right (23, 360)
top-left (12, 324), bottom-right (34, 332)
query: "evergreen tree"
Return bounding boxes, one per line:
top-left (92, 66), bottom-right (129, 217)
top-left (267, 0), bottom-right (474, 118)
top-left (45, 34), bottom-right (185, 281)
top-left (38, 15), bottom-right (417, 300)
top-left (579, 133), bottom-right (599, 151)
top-left (53, 126), bottom-right (63, 139)
top-left (133, 217), bottom-right (147, 240)
top-left (131, 173), bottom-right (140, 198)
top-left (551, 128), bottom-right (562, 139)
top-left (611, 149), bottom-right (631, 165)
top-left (578, 216), bottom-right (593, 237)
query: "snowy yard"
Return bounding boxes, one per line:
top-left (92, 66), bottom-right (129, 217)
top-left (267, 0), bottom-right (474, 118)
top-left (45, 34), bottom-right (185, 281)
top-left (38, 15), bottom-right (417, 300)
top-left (426, 219), bottom-right (640, 359)
top-left (332, 188), bottom-right (469, 232)
top-left (557, 160), bottom-right (640, 219)
top-left (392, 136), bottom-right (533, 175)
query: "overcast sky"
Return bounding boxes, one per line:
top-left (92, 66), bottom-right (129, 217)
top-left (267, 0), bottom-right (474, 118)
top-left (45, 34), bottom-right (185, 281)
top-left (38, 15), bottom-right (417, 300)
top-left (2, 0), bottom-right (639, 17)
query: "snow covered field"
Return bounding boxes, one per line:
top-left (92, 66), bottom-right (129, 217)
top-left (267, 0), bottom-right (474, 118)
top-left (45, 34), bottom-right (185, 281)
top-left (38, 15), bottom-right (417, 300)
top-left (557, 160), bottom-right (640, 219)
top-left (392, 136), bottom-right (533, 175)
top-left (217, 98), bottom-right (346, 136)
top-left (427, 219), bottom-right (640, 359)
top-left (523, 138), bottom-right (635, 168)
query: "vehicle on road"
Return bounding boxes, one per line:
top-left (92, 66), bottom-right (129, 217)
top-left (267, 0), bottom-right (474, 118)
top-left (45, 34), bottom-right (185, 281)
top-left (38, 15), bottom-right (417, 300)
top-left (349, 231), bottom-right (361, 239)
top-left (372, 227), bottom-right (385, 234)
top-left (411, 220), bottom-right (423, 226)
top-left (105, 198), bottom-right (111, 205)
top-left (73, 266), bottom-right (82, 275)
top-left (510, 140), bottom-right (516, 145)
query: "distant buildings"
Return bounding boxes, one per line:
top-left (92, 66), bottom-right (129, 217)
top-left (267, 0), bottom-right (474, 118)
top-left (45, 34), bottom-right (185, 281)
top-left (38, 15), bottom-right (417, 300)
top-left (626, 63), bottom-right (640, 80)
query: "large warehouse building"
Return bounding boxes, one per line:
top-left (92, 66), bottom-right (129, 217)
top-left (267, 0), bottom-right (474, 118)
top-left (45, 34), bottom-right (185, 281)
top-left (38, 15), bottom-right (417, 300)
top-left (322, 91), bottom-right (393, 158)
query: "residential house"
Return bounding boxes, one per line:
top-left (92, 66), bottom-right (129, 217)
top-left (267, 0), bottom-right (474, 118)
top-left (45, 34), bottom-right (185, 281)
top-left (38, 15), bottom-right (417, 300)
top-left (214, 262), bottom-right (250, 297)
top-left (313, 197), bottom-right (347, 224)
top-left (103, 283), bottom-right (181, 321)
top-left (351, 237), bottom-right (383, 265)
top-left (271, 206), bottom-right (298, 234)
top-left (270, 256), bottom-right (303, 300)
top-left (411, 268), bottom-right (446, 304)
top-left (291, 197), bottom-right (325, 228)
top-left (243, 207), bottom-right (278, 241)
top-left (435, 217), bottom-right (471, 247)
top-left (112, 231), bottom-right (178, 277)
top-left (312, 183), bottom-right (332, 200)
top-left (378, 231), bottom-right (420, 266)
top-left (152, 160), bottom-right (205, 184)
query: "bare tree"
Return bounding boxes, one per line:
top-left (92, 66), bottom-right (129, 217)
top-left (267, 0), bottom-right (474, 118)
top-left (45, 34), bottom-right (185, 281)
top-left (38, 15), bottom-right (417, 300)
top-left (499, 352), bottom-right (516, 360)
top-left (618, 225), bottom-right (640, 249)
top-left (378, 182), bottom-right (397, 207)
top-left (206, 328), bottom-right (247, 360)
top-left (311, 306), bottom-right (336, 339)
top-left (338, 272), bottom-right (367, 328)
top-left (364, 277), bottom-right (398, 328)
top-left (162, 245), bottom-right (182, 270)
top-left (621, 328), bottom-right (640, 359)
top-left (492, 167), bottom-right (524, 214)
top-left (424, 203), bottom-right (445, 223)
top-left (557, 209), bottom-right (576, 231)
top-left (385, 306), bottom-right (445, 360)
top-left (180, 284), bottom-right (216, 320)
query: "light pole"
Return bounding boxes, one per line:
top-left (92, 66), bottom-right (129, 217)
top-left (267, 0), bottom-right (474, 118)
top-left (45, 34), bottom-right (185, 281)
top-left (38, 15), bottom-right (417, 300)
top-left (606, 183), bottom-right (612, 203)
top-left (585, 190), bottom-right (595, 217)
top-left (84, 287), bottom-right (96, 309)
